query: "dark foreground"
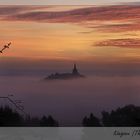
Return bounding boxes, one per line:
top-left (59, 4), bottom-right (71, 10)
top-left (0, 104), bottom-right (140, 126)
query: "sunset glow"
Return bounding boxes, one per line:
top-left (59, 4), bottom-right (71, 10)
top-left (0, 5), bottom-right (140, 64)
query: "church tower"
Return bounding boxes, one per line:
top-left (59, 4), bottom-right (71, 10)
top-left (72, 63), bottom-right (79, 75)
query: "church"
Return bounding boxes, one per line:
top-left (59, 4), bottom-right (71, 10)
top-left (45, 64), bottom-right (85, 80)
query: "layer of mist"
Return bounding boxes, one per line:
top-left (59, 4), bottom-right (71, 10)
top-left (0, 75), bottom-right (140, 126)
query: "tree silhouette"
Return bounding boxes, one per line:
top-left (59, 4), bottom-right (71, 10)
top-left (82, 113), bottom-right (101, 126)
top-left (0, 106), bottom-right (24, 126)
top-left (83, 105), bottom-right (140, 127)
top-left (102, 105), bottom-right (140, 126)
top-left (1, 104), bottom-right (140, 126)
top-left (40, 115), bottom-right (59, 127)
top-left (24, 115), bottom-right (40, 126)
top-left (0, 105), bottom-right (59, 126)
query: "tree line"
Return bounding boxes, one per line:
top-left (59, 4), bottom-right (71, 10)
top-left (0, 106), bottom-right (58, 126)
top-left (0, 104), bottom-right (140, 126)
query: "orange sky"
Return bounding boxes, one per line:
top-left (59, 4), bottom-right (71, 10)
top-left (1, 5), bottom-right (140, 64)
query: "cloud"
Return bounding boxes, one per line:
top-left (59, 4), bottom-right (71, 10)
top-left (94, 22), bottom-right (140, 32)
top-left (95, 38), bottom-right (140, 48)
top-left (0, 5), bottom-right (139, 21)
top-left (0, 5), bottom-right (140, 32)
top-left (0, 6), bottom-right (50, 20)
top-left (0, 6), bottom-right (36, 15)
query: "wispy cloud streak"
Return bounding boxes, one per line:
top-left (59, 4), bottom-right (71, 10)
top-left (0, 5), bottom-right (140, 32)
top-left (95, 38), bottom-right (140, 48)
top-left (0, 5), bottom-right (139, 21)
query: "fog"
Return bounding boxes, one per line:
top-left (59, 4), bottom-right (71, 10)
top-left (1, 58), bottom-right (140, 77)
top-left (0, 75), bottom-right (140, 126)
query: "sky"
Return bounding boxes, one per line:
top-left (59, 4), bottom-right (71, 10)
top-left (0, 0), bottom-right (138, 5)
top-left (0, 4), bottom-right (140, 76)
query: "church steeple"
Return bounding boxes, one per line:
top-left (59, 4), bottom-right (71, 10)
top-left (72, 63), bottom-right (79, 75)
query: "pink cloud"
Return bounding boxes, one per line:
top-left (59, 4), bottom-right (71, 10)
top-left (1, 5), bottom-right (140, 32)
top-left (0, 5), bottom-right (139, 22)
top-left (95, 38), bottom-right (140, 48)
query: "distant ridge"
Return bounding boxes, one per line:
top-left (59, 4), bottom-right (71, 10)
top-left (44, 64), bottom-right (85, 80)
